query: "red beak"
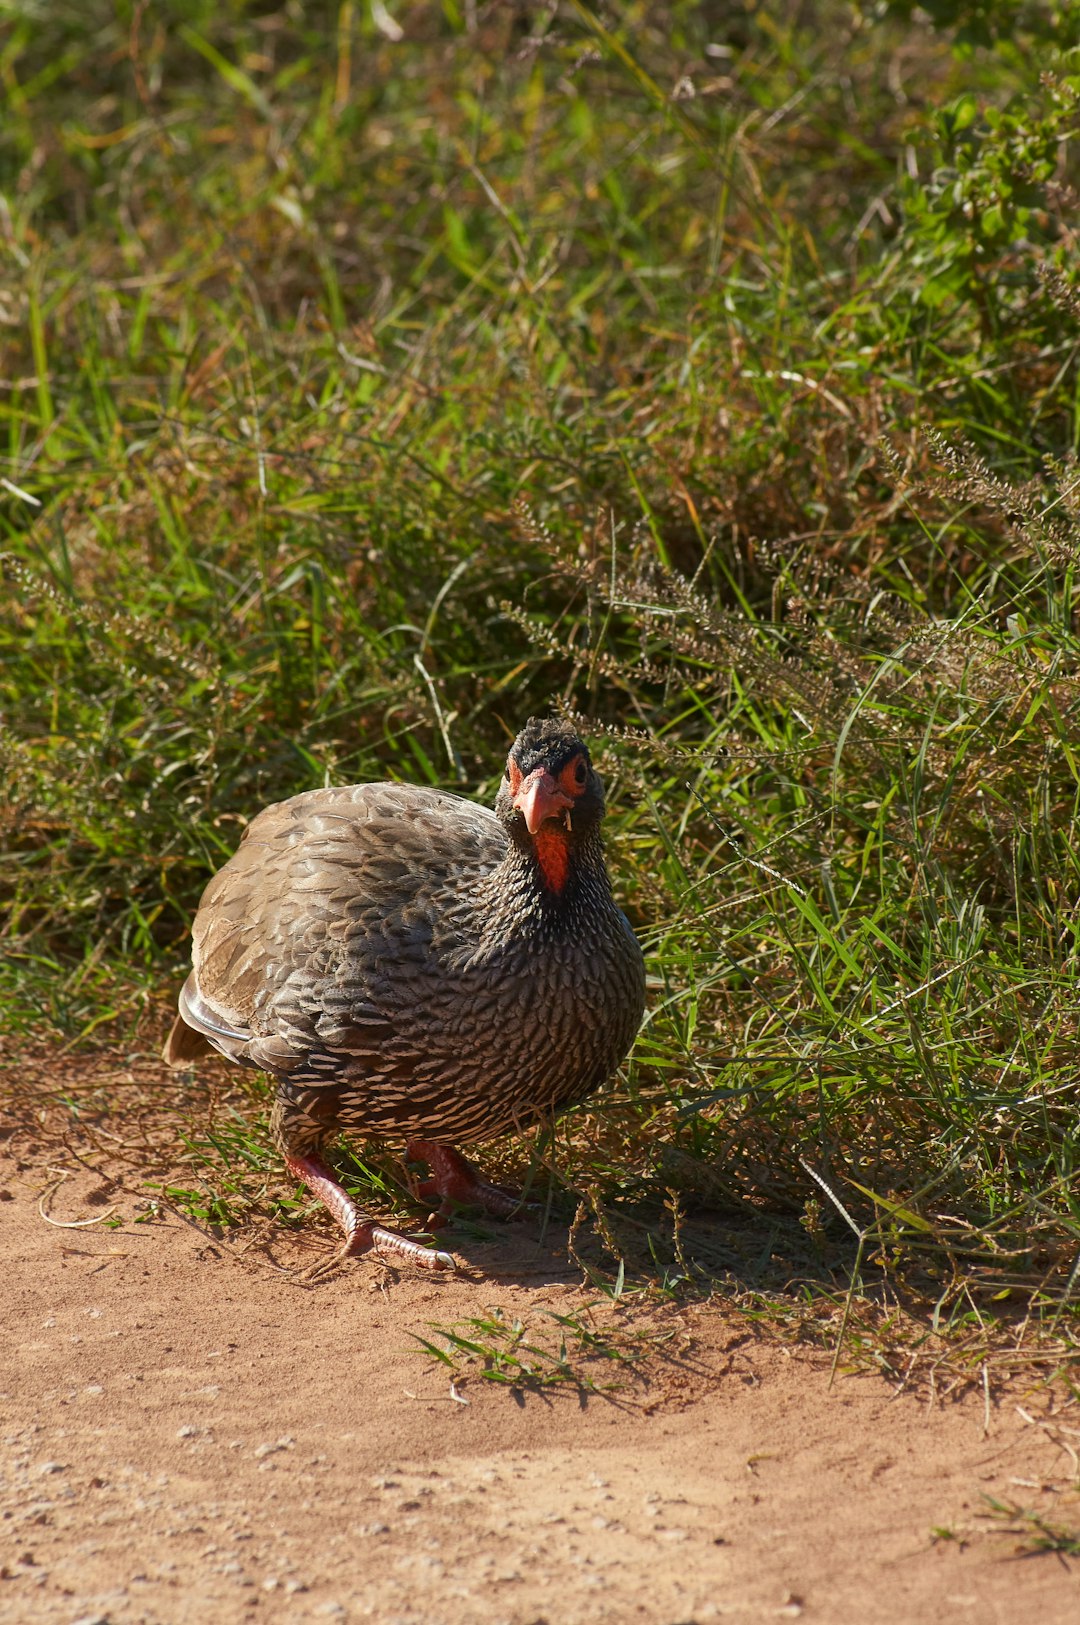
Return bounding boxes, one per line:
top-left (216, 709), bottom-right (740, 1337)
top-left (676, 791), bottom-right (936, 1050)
top-left (512, 767), bottom-right (573, 836)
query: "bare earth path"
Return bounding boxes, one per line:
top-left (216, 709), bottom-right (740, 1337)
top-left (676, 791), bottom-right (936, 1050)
top-left (4, 1157), bottom-right (1080, 1625)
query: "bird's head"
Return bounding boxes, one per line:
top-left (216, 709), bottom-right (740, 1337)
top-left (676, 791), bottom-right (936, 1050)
top-left (495, 717), bottom-right (606, 895)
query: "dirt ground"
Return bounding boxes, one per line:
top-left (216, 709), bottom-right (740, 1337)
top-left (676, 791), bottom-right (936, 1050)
top-left (4, 1152), bottom-right (1080, 1625)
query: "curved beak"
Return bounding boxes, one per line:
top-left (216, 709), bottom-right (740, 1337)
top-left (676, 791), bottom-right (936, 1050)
top-left (512, 767), bottom-right (573, 836)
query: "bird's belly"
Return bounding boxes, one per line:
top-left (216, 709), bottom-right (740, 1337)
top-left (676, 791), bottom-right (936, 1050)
top-left (286, 944), bottom-right (640, 1145)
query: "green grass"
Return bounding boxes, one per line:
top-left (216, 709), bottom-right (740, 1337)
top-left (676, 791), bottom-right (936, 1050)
top-left (412, 1303), bottom-right (651, 1394)
top-left (5, 0), bottom-right (1080, 1364)
top-left (980, 1496), bottom-right (1080, 1556)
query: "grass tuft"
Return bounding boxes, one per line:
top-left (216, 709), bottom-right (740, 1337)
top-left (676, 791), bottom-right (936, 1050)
top-left (413, 1303), bottom-right (654, 1395)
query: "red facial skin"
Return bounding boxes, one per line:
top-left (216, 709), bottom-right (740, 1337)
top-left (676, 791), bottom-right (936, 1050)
top-left (508, 754), bottom-right (588, 894)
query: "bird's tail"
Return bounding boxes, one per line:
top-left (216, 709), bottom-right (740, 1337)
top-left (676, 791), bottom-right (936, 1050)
top-left (162, 1013), bottom-right (214, 1068)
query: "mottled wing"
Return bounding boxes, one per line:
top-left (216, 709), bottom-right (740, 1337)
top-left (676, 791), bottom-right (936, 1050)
top-left (177, 782), bottom-right (506, 1076)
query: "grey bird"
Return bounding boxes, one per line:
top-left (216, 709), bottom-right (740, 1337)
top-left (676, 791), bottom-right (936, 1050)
top-left (163, 717), bottom-right (646, 1270)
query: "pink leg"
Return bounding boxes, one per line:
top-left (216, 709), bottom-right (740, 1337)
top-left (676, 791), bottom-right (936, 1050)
top-left (406, 1140), bottom-right (527, 1221)
top-left (285, 1154), bottom-right (454, 1272)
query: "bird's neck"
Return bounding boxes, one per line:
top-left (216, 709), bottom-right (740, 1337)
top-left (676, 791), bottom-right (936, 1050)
top-left (501, 824), bottom-right (610, 913)
top-left (532, 822), bottom-right (573, 896)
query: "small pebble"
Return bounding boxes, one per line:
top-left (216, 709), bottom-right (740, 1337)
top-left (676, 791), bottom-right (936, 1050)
top-left (253, 1436), bottom-right (294, 1459)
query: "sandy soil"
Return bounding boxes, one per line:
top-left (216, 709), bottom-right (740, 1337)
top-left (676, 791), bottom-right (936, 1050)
top-left (4, 1153), bottom-right (1080, 1625)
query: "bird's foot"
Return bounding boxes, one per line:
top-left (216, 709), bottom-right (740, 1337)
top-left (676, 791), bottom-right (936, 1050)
top-left (285, 1154), bottom-right (454, 1272)
top-left (406, 1140), bottom-right (529, 1222)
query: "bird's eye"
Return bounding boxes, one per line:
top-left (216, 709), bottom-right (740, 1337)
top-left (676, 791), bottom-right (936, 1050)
top-left (558, 755), bottom-right (589, 798)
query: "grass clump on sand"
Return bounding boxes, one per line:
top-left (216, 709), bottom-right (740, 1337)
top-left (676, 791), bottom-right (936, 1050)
top-left (4, 1), bottom-right (1080, 1364)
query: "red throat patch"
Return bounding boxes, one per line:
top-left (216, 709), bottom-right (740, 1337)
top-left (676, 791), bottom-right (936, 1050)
top-left (533, 823), bottom-right (570, 894)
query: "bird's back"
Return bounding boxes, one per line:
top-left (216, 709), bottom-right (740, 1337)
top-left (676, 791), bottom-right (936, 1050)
top-left (185, 781), bottom-right (507, 1040)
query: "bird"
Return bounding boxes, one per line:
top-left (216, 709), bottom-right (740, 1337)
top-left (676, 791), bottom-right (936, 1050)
top-left (163, 716), bottom-right (646, 1271)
